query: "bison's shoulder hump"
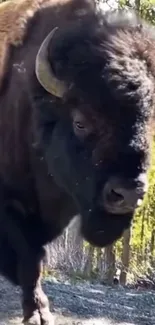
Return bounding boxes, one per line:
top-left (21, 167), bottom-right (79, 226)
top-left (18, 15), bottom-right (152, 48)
top-left (0, 0), bottom-right (44, 89)
top-left (0, 0), bottom-right (81, 46)
top-left (0, 0), bottom-right (66, 89)
top-left (0, 0), bottom-right (48, 46)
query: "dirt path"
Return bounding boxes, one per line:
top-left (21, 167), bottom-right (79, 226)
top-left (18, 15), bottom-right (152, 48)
top-left (0, 275), bottom-right (155, 325)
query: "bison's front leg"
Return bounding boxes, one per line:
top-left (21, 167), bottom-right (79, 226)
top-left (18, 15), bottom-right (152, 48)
top-left (18, 251), bottom-right (53, 325)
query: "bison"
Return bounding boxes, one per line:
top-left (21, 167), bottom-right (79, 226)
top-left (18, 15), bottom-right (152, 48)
top-left (0, 0), bottom-right (155, 324)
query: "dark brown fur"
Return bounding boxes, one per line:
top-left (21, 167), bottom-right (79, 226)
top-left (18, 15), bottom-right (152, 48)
top-left (0, 1), bottom-right (155, 325)
top-left (0, 1), bottom-right (99, 324)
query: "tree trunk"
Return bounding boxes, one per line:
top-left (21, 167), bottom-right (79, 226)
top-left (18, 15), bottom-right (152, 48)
top-left (150, 229), bottom-right (155, 265)
top-left (120, 228), bottom-right (132, 285)
top-left (83, 245), bottom-right (94, 277)
top-left (96, 248), bottom-right (103, 273)
top-left (135, 0), bottom-right (141, 11)
top-left (140, 210), bottom-right (145, 259)
top-left (104, 244), bottom-right (115, 285)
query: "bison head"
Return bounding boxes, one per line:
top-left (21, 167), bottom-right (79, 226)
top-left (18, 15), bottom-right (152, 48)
top-left (35, 9), bottom-right (155, 247)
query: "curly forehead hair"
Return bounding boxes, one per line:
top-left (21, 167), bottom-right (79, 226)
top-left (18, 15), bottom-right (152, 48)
top-left (101, 12), bottom-right (155, 111)
top-left (51, 9), bottom-right (155, 112)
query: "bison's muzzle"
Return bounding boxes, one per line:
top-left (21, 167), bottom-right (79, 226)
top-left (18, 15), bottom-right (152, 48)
top-left (102, 173), bottom-right (148, 215)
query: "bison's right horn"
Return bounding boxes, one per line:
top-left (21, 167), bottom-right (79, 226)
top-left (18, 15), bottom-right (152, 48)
top-left (35, 27), bottom-right (67, 98)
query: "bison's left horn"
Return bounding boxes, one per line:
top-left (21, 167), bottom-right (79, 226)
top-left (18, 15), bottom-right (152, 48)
top-left (35, 27), bottom-right (67, 98)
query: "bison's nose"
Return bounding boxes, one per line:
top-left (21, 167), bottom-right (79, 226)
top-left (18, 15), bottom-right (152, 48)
top-left (102, 175), bottom-right (148, 214)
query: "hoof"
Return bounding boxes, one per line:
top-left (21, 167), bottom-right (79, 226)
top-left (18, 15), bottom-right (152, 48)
top-left (23, 311), bottom-right (41, 325)
top-left (40, 308), bottom-right (54, 325)
top-left (23, 309), bottom-right (54, 325)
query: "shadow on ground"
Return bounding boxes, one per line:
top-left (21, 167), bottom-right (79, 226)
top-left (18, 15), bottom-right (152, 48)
top-left (0, 276), bottom-right (155, 325)
top-left (0, 315), bottom-right (137, 325)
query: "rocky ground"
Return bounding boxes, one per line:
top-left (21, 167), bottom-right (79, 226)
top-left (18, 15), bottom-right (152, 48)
top-left (0, 275), bottom-right (155, 325)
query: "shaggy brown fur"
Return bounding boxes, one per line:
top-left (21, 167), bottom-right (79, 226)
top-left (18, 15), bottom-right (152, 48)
top-left (0, 0), bottom-right (40, 86)
top-left (0, 1), bottom-right (155, 324)
top-left (0, 0), bottom-right (77, 44)
top-left (0, 0), bottom-right (93, 88)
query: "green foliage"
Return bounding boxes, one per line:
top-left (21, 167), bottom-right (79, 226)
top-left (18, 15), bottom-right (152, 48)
top-left (140, 0), bottom-right (155, 24)
top-left (131, 140), bottom-right (155, 267)
top-left (118, 0), bottom-right (155, 24)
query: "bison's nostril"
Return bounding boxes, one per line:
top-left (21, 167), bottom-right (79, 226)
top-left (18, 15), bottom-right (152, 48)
top-left (108, 189), bottom-right (124, 204)
top-left (102, 176), bottom-right (147, 214)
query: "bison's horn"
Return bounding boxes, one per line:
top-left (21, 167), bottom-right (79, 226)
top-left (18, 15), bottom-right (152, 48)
top-left (35, 27), bottom-right (67, 98)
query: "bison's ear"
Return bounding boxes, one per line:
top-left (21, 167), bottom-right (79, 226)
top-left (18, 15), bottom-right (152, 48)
top-left (35, 27), bottom-right (68, 98)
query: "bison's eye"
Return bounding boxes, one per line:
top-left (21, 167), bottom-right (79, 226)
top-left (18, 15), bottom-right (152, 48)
top-left (74, 121), bottom-right (85, 130)
top-left (72, 109), bottom-right (93, 138)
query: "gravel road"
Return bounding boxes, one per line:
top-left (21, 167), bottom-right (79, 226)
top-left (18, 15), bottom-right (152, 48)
top-left (0, 275), bottom-right (155, 325)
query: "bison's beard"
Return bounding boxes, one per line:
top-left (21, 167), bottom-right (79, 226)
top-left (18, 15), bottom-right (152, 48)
top-left (79, 207), bottom-right (133, 247)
